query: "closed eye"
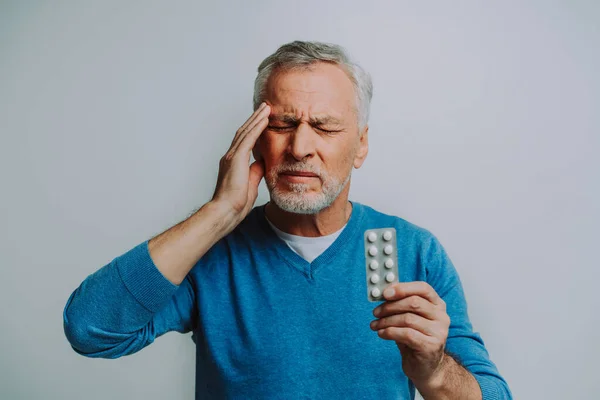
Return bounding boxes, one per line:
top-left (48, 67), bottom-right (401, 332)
top-left (313, 125), bottom-right (345, 135)
top-left (267, 126), bottom-right (294, 131)
top-left (267, 125), bottom-right (342, 134)
top-left (316, 127), bottom-right (341, 134)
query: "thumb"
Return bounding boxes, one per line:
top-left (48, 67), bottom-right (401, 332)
top-left (248, 159), bottom-right (265, 193)
top-left (397, 342), bottom-right (410, 356)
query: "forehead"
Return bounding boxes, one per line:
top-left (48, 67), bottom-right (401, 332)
top-left (264, 62), bottom-right (356, 121)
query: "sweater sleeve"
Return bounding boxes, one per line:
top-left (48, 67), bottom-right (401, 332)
top-left (421, 233), bottom-right (513, 400)
top-left (63, 240), bottom-right (198, 358)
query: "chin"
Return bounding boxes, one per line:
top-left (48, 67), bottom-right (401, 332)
top-left (265, 169), bottom-right (350, 215)
top-left (268, 188), bottom-right (334, 215)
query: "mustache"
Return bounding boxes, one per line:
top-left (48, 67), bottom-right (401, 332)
top-left (275, 163), bottom-right (321, 177)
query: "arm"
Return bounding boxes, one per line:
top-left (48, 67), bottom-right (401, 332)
top-left (420, 234), bottom-right (513, 399)
top-left (63, 103), bottom-right (272, 358)
top-left (370, 233), bottom-right (512, 399)
top-left (63, 201), bottom-right (235, 358)
top-left (416, 347), bottom-right (483, 399)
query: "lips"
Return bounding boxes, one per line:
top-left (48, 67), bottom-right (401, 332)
top-left (282, 171), bottom-right (319, 177)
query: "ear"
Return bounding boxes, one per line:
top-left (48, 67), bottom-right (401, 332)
top-left (353, 125), bottom-right (369, 169)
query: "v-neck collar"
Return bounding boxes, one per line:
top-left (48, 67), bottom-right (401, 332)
top-left (256, 201), bottom-right (365, 279)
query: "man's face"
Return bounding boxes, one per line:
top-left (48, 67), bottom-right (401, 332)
top-left (253, 62), bottom-right (368, 214)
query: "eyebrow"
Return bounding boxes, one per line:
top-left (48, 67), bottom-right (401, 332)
top-left (270, 114), bottom-right (343, 126)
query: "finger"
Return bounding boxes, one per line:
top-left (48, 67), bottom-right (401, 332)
top-left (224, 110), bottom-right (269, 163)
top-left (373, 295), bottom-right (437, 320)
top-left (234, 102), bottom-right (267, 142)
top-left (231, 104), bottom-right (270, 151)
top-left (233, 111), bottom-right (270, 155)
top-left (370, 312), bottom-right (437, 337)
top-left (228, 103), bottom-right (267, 153)
top-left (377, 326), bottom-right (435, 349)
top-left (382, 281), bottom-right (445, 307)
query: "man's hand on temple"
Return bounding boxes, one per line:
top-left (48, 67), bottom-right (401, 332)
top-left (211, 102), bottom-right (270, 222)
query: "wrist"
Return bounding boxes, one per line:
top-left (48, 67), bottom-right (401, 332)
top-left (414, 353), bottom-right (451, 398)
top-left (201, 200), bottom-right (242, 235)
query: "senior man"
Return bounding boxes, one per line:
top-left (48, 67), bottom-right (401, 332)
top-left (63, 41), bottom-right (512, 399)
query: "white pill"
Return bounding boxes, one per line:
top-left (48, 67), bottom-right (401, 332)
top-left (384, 245), bottom-right (393, 255)
top-left (384, 259), bottom-right (394, 268)
top-left (367, 232), bottom-right (377, 242)
top-left (369, 260), bottom-right (379, 270)
top-left (368, 246), bottom-right (378, 256)
top-left (370, 274), bottom-right (380, 284)
top-left (383, 231), bottom-right (392, 241)
top-left (371, 287), bottom-right (381, 298)
top-left (386, 272), bottom-right (395, 282)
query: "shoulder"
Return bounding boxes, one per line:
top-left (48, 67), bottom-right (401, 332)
top-left (189, 205), bottom-right (269, 275)
top-left (354, 201), bottom-right (437, 246)
top-left (206, 204), bottom-right (270, 256)
top-left (357, 202), bottom-right (461, 294)
top-left (356, 202), bottom-right (457, 286)
top-left (230, 204), bottom-right (269, 240)
top-left (355, 202), bottom-right (452, 274)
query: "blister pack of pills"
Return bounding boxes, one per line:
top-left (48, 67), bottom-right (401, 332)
top-left (364, 228), bottom-right (399, 302)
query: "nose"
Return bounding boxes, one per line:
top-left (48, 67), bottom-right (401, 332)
top-left (287, 123), bottom-right (315, 161)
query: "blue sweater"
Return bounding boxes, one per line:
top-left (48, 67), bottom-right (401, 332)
top-left (63, 201), bottom-right (512, 399)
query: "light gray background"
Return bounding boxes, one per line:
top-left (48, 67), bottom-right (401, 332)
top-left (1, 1), bottom-right (598, 399)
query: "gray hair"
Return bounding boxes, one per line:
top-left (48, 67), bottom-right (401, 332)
top-left (253, 40), bottom-right (373, 131)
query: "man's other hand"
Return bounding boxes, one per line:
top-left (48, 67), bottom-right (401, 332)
top-left (370, 281), bottom-right (451, 388)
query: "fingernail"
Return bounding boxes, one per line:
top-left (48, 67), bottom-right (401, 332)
top-left (370, 320), bottom-right (377, 329)
top-left (373, 307), bottom-right (381, 317)
top-left (383, 288), bottom-right (395, 298)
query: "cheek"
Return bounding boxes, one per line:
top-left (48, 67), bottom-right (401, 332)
top-left (329, 144), bottom-right (355, 170)
top-left (258, 136), bottom-right (282, 175)
top-left (260, 134), bottom-right (287, 159)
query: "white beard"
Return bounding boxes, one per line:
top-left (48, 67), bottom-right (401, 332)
top-left (265, 162), bottom-right (352, 215)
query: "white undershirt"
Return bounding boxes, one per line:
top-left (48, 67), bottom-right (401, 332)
top-left (265, 216), bottom-right (347, 263)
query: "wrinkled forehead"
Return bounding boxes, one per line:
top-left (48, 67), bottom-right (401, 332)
top-left (264, 63), bottom-right (357, 122)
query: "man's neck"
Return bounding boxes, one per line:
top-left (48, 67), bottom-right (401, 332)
top-left (264, 194), bottom-right (352, 238)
